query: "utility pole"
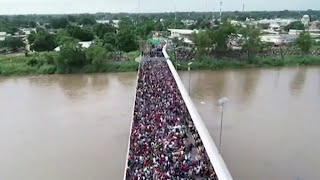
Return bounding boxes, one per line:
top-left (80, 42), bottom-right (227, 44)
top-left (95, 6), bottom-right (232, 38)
top-left (242, 3), bottom-right (245, 12)
top-left (174, 0), bottom-right (177, 29)
top-left (188, 62), bottom-right (193, 96)
top-left (218, 97), bottom-right (229, 153)
top-left (219, 1), bottom-right (223, 21)
top-left (138, 0), bottom-right (141, 15)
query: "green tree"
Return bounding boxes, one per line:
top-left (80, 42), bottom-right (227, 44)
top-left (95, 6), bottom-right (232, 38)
top-left (116, 29), bottom-right (137, 52)
top-left (50, 17), bottom-right (69, 29)
top-left (211, 23), bottom-right (236, 55)
top-left (85, 44), bottom-right (107, 68)
top-left (296, 31), bottom-right (312, 55)
top-left (56, 29), bottom-right (73, 45)
top-left (135, 20), bottom-right (155, 39)
top-left (240, 26), bottom-right (262, 60)
top-left (29, 21), bottom-right (37, 28)
top-left (103, 32), bottom-right (116, 51)
top-left (154, 20), bottom-right (165, 31)
top-left (0, 37), bottom-right (25, 51)
top-left (31, 32), bottom-right (57, 52)
top-left (191, 31), bottom-right (211, 56)
top-left (68, 26), bottom-right (94, 41)
top-left (284, 21), bottom-right (305, 31)
top-left (27, 31), bottom-right (37, 44)
top-left (118, 17), bottom-right (134, 29)
top-left (55, 41), bottom-right (87, 73)
top-left (67, 15), bottom-right (77, 22)
top-left (93, 23), bottom-right (116, 39)
top-left (79, 16), bottom-right (96, 25)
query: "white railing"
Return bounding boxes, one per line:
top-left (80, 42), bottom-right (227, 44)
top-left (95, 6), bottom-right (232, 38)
top-left (162, 44), bottom-right (233, 180)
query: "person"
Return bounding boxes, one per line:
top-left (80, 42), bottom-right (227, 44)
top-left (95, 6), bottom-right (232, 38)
top-left (126, 46), bottom-right (218, 180)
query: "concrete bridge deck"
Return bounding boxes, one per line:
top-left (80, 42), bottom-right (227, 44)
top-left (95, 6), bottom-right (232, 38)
top-left (124, 45), bottom-right (232, 180)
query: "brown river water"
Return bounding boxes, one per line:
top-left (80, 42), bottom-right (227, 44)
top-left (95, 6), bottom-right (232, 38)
top-left (0, 67), bottom-right (319, 180)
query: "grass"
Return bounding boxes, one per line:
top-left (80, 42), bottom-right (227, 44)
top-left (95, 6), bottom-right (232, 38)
top-left (0, 51), bottom-right (139, 76)
top-left (1, 52), bottom-right (320, 76)
top-left (127, 51), bottom-right (140, 61)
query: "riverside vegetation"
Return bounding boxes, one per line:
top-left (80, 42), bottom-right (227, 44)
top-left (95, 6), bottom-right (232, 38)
top-left (2, 51), bottom-right (320, 76)
top-left (1, 13), bottom-right (320, 76)
top-left (0, 50), bottom-right (140, 76)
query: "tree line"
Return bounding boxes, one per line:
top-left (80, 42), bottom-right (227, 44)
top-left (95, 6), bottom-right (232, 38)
top-left (190, 23), bottom-right (314, 60)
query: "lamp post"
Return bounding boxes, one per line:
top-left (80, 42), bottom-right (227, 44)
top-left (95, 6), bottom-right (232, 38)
top-left (175, 46), bottom-right (178, 70)
top-left (188, 62), bottom-right (193, 96)
top-left (218, 97), bottom-right (229, 153)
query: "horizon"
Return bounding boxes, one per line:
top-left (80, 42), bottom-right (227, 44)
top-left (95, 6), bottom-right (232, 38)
top-left (0, 0), bottom-right (319, 15)
top-left (0, 9), bottom-right (317, 16)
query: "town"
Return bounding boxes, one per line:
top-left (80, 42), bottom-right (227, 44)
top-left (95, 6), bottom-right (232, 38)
top-left (1, 7), bottom-right (320, 180)
top-left (1, 10), bottom-right (320, 75)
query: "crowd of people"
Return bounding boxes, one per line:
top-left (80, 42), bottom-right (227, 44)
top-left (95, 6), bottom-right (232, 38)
top-left (175, 48), bottom-right (196, 62)
top-left (107, 52), bottom-right (129, 62)
top-left (126, 47), bottom-right (217, 180)
top-left (174, 45), bottom-right (320, 60)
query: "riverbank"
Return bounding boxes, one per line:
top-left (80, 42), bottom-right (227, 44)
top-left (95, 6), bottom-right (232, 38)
top-left (1, 53), bottom-right (320, 76)
top-left (173, 56), bottom-right (320, 71)
top-left (0, 52), bottom-right (139, 76)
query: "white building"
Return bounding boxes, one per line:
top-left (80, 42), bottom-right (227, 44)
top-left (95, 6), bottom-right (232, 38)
top-left (96, 20), bottom-right (110, 24)
top-left (258, 18), bottom-right (297, 27)
top-left (288, 29), bottom-right (304, 35)
top-left (0, 32), bottom-right (7, 41)
top-left (260, 34), bottom-right (285, 45)
top-left (96, 20), bottom-right (120, 28)
top-left (54, 41), bottom-right (92, 51)
top-left (181, 19), bottom-right (196, 26)
top-left (168, 29), bottom-right (199, 39)
top-left (301, 15), bottom-right (310, 27)
top-left (168, 29), bottom-right (199, 45)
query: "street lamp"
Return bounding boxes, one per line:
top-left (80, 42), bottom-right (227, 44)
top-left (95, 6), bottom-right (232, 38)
top-left (218, 96), bottom-right (229, 153)
top-left (188, 62), bottom-right (193, 96)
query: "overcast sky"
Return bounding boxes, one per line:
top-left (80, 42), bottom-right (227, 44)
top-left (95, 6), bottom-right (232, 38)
top-left (0, 0), bottom-right (318, 14)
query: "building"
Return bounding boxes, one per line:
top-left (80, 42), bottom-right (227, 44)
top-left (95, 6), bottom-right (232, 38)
top-left (168, 29), bottom-right (199, 39)
top-left (258, 18), bottom-right (297, 27)
top-left (301, 15), bottom-right (311, 27)
top-left (20, 28), bottom-right (36, 35)
top-left (260, 34), bottom-right (285, 45)
top-left (168, 29), bottom-right (199, 45)
top-left (96, 20), bottom-right (120, 28)
top-left (288, 29), bottom-right (304, 35)
top-left (96, 20), bottom-right (110, 24)
top-left (0, 32), bottom-right (7, 41)
top-left (181, 19), bottom-right (196, 26)
top-left (310, 21), bottom-right (320, 30)
top-left (54, 41), bottom-right (92, 51)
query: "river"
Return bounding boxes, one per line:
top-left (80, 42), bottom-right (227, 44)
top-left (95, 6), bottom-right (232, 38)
top-left (0, 67), bottom-right (319, 180)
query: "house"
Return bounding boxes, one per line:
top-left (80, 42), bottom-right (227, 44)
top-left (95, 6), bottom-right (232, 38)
top-left (0, 32), bottom-right (7, 41)
top-left (258, 18), bottom-right (297, 27)
top-left (54, 41), bottom-right (92, 51)
top-left (181, 19), bottom-right (196, 26)
top-left (260, 34), bottom-right (285, 45)
top-left (20, 28), bottom-right (36, 35)
top-left (97, 20), bottom-right (110, 24)
top-left (168, 29), bottom-right (199, 39)
top-left (288, 29), bottom-right (304, 35)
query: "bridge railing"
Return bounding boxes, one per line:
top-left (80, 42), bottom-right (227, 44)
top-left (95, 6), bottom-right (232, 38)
top-left (162, 44), bottom-right (233, 180)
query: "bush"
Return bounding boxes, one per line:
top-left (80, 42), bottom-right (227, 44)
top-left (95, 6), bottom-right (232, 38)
top-left (37, 64), bottom-right (56, 74)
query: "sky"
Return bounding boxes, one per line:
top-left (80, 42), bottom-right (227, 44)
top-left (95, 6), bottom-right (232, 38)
top-left (0, 0), bottom-right (319, 15)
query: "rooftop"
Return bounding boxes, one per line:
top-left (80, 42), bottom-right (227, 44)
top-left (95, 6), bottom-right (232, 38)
top-left (168, 29), bottom-right (199, 35)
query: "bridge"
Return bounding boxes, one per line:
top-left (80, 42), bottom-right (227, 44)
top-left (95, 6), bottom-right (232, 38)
top-left (124, 44), bottom-right (233, 180)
